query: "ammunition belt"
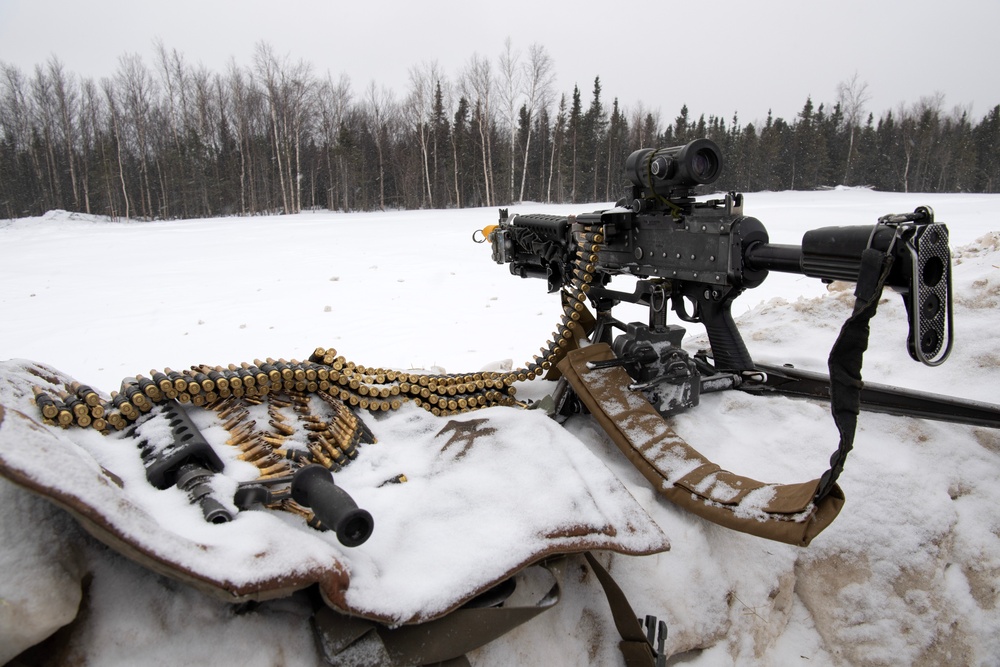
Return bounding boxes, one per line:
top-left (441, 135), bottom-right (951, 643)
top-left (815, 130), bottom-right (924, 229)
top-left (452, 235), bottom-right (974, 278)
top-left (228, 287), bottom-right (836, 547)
top-left (26, 220), bottom-right (602, 527)
top-left (31, 217), bottom-right (603, 436)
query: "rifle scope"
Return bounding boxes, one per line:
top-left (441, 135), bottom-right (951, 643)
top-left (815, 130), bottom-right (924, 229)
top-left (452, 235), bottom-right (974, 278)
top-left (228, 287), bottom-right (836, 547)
top-left (625, 139), bottom-right (723, 198)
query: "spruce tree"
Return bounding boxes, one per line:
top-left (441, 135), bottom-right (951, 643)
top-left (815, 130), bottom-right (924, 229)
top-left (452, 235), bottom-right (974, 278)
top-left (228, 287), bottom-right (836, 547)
top-left (974, 105), bottom-right (1000, 191)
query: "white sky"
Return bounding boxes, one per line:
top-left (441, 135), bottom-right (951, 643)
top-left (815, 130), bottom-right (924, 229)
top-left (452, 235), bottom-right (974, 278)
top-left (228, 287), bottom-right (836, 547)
top-left (1, 0), bottom-right (997, 126)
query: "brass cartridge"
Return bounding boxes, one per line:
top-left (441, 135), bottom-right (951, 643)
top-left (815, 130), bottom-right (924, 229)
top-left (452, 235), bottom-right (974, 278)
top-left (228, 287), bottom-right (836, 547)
top-left (69, 382), bottom-right (102, 408)
top-left (164, 368), bottom-right (189, 392)
top-left (32, 387), bottom-right (60, 420)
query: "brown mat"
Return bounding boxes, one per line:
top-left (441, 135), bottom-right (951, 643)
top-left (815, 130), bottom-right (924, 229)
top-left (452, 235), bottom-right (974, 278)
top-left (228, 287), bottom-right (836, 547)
top-left (0, 360), bottom-right (671, 625)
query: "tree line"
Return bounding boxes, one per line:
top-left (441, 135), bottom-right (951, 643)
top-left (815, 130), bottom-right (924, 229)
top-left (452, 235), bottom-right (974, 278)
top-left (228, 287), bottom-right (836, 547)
top-left (2, 41), bottom-right (999, 221)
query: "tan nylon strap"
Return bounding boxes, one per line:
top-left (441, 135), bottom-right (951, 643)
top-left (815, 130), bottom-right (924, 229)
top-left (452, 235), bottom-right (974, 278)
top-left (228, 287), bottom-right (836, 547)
top-left (558, 344), bottom-right (844, 547)
top-left (312, 559), bottom-right (564, 666)
top-left (584, 551), bottom-right (657, 666)
top-left (313, 554), bottom-right (658, 666)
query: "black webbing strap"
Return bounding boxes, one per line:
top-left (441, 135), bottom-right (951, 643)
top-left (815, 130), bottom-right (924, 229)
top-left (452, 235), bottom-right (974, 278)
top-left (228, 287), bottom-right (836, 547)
top-left (816, 246), bottom-right (896, 500)
top-left (584, 551), bottom-right (658, 667)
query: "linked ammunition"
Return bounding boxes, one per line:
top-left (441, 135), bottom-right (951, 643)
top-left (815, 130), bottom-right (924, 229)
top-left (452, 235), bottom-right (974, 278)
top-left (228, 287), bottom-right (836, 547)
top-left (33, 387), bottom-right (60, 420)
top-left (33, 273), bottom-right (577, 506)
top-left (111, 391), bottom-right (139, 421)
top-left (310, 434), bottom-right (349, 468)
top-left (238, 442), bottom-right (270, 462)
top-left (257, 461), bottom-right (292, 477)
top-left (69, 382), bottom-right (102, 408)
top-left (106, 411), bottom-right (127, 431)
top-left (262, 434), bottom-right (286, 447)
top-left (269, 419), bottom-right (295, 436)
top-left (270, 358), bottom-right (293, 382)
top-left (269, 395), bottom-right (292, 409)
top-left (60, 391), bottom-right (89, 420)
top-left (151, 370), bottom-right (173, 394)
top-left (223, 366), bottom-right (244, 389)
top-left (226, 429), bottom-right (253, 447)
top-left (222, 409), bottom-right (249, 431)
top-left (49, 394), bottom-right (75, 426)
top-left (201, 367), bottom-right (228, 391)
top-left (236, 363), bottom-right (258, 387)
top-left (192, 370), bottom-right (216, 392)
top-left (216, 397), bottom-right (242, 420)
top-left (307, 442), bottom-right (335, 469)
top-left (302, 420), bottom-right (328, 432)
top-left (253, 359), bottom-right (277, 384)
top-left (134, 375), bottom-right (161, 401)
top-left (275, 447), bottom-right (312, 465)
top-left (162, 368), bottom-right (187, 392)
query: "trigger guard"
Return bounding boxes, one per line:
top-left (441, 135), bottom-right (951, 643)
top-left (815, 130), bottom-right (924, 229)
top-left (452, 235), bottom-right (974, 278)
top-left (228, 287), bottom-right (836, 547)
top-left (671, 292), bottom-right (700, 323)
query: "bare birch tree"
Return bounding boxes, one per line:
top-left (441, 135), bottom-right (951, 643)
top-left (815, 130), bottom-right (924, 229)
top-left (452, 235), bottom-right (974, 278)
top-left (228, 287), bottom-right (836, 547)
top-left (101, 76), bottom-right (129, 220)
top-left (254, 42), bottom-right (292, 213)
top-left (497, 38), bottom-right (521, 203)
top-left (460, 54), bottom-right (494, 207)
top-left (547, 93), bottom-right (566, 203)
top-left (77, 77), bottom-right (101, 214)
top-left (365, 81), bottom-right (396, 210)
top-left (836, 72), bottom-right (870, 184)
top-left (47, 57), bottom-right (81, 210)
top-left (317, 72), bottom-right (353, 211)
top-left (405, 61), bottom-right (442, 208)
top-left (517, 43), bottom-right (554, 203)
top-left (115, 53), bottom-right (157, 218)
top-left (30, 64), bottom-right (64, 209)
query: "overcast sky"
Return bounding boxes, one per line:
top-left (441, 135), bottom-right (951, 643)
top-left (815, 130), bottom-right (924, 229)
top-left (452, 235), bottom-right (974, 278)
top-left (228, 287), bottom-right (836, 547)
top-left (1, 0), bottom-right (997, 127)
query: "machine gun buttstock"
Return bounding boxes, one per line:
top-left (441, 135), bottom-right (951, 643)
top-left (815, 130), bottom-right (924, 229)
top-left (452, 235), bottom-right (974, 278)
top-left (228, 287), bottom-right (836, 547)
top-left (903, 220), bottom-right (953, 366)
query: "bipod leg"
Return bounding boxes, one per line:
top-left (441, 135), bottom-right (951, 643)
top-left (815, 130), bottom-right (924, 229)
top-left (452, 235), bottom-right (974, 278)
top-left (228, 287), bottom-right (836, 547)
top-left (745, 362), bottom-right (1000, 429)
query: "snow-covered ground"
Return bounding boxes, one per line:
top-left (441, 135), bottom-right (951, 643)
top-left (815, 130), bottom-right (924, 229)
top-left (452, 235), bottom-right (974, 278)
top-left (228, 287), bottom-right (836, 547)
top-left (1, 189), bottom-right (999, 665)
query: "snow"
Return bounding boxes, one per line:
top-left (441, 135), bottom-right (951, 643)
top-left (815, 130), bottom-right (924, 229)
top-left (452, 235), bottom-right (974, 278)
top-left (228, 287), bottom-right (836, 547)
top-left (1, 189), bottom-right (999, 665)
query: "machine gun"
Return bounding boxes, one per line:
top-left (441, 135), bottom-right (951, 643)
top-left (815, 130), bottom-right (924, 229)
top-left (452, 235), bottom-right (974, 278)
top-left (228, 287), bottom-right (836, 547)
top-left (482, 138), bottom-right (985, 423)
top-left (482, 138), bottom-right (1000, 545)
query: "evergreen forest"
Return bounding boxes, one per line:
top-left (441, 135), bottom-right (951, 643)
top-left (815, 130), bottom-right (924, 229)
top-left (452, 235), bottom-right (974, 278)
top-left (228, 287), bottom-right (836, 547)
top-left (2, 42), bottom-right (999, 221)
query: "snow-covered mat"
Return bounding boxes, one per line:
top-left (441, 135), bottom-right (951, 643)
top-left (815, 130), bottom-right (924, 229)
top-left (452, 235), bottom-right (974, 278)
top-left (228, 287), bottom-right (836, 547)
top-left (0, 360), bottom-right (669, 625)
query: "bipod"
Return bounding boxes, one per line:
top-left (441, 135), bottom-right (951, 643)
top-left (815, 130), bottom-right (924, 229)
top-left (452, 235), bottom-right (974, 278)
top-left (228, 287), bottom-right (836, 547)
top-left (739, 361), bottom-right (1000, 429)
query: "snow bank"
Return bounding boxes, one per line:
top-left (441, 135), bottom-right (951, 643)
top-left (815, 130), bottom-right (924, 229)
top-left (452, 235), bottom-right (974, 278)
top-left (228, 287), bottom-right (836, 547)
top-left (1, 190), bottom-right (998, 665)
